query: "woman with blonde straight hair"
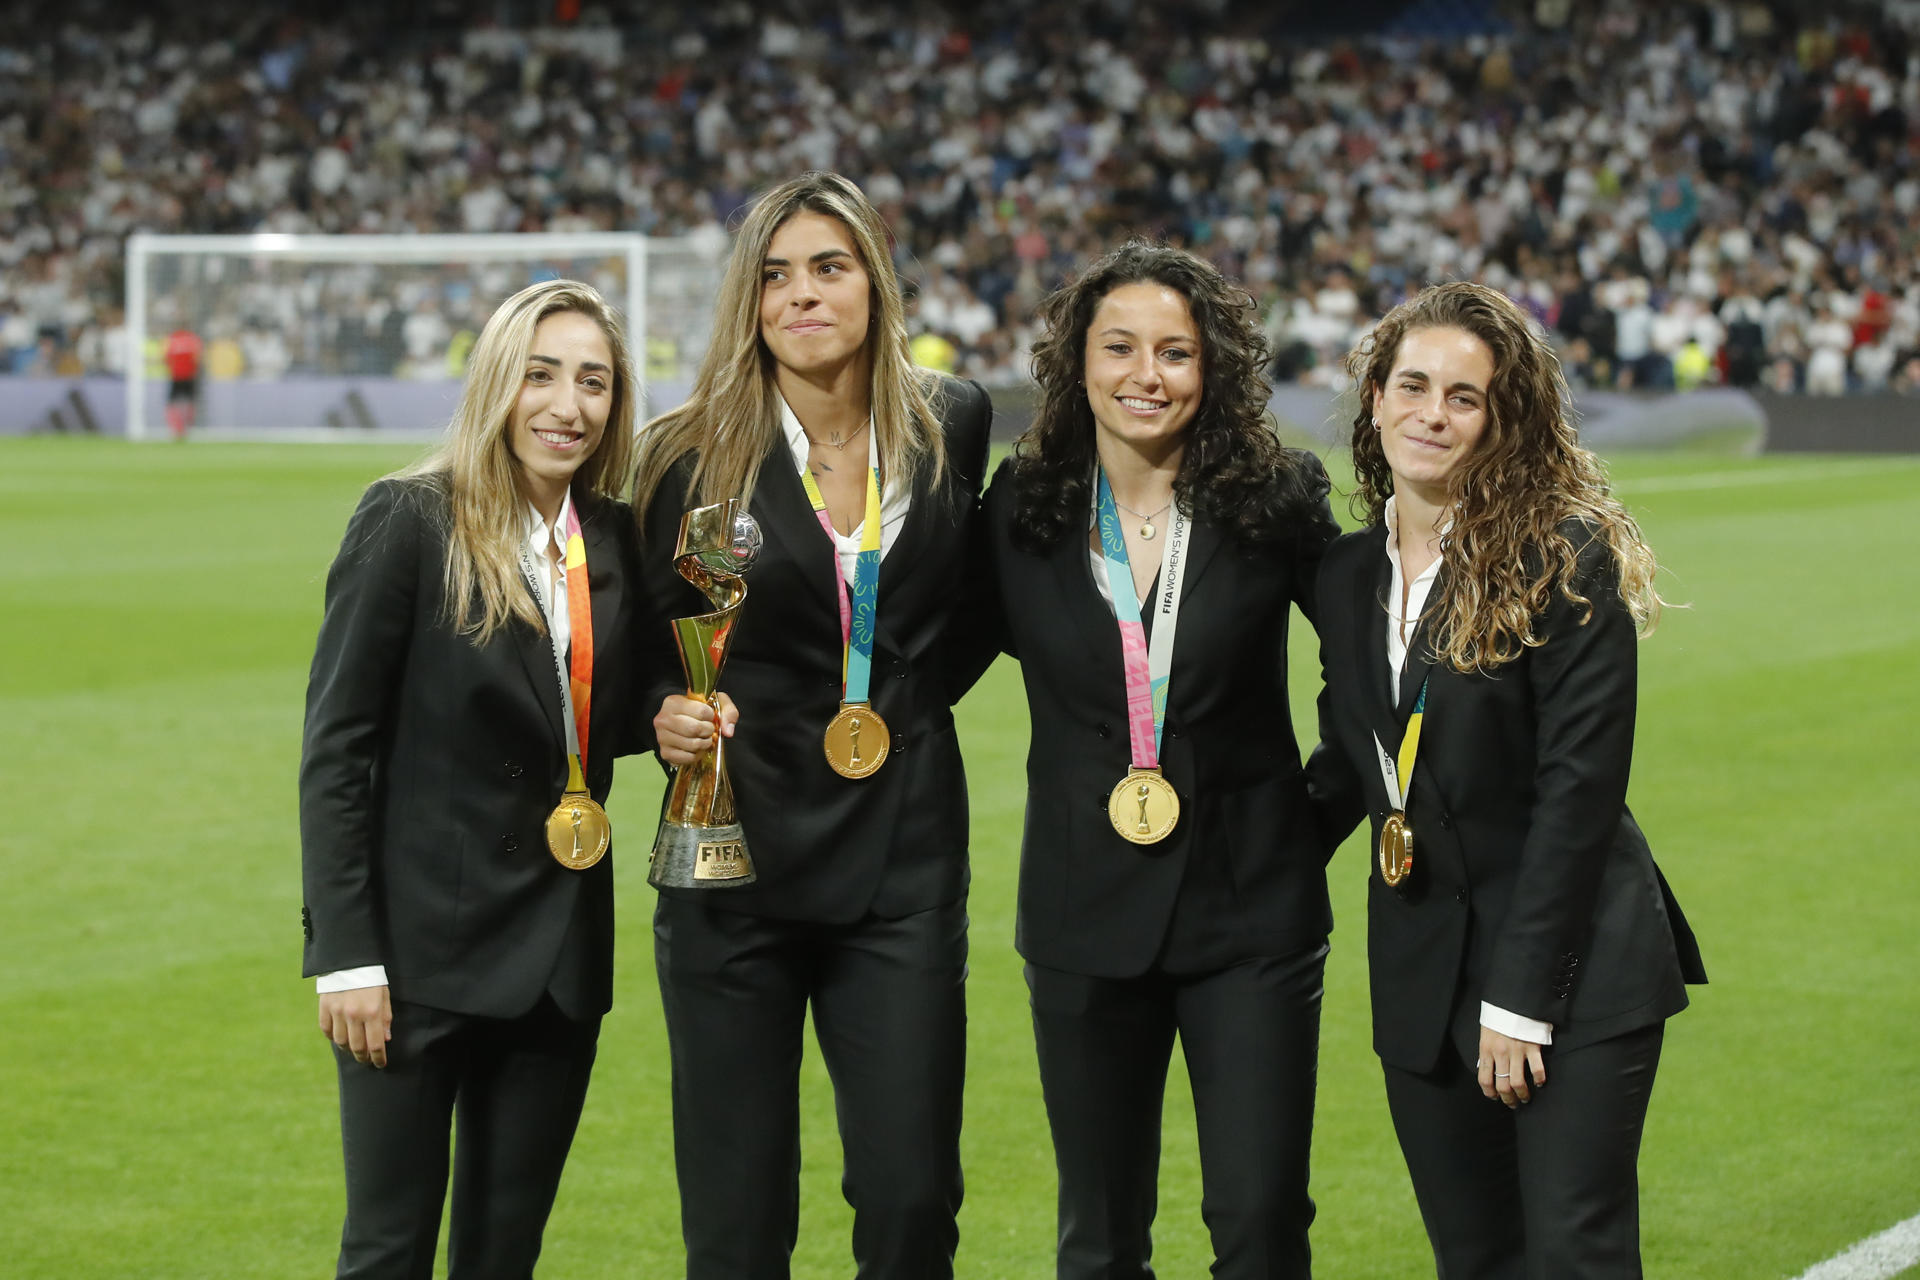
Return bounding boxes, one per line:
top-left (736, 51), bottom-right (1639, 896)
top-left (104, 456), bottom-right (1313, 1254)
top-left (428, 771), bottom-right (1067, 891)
top-left (632, 171), bottom-right (993, 1279)
top-left (1313, 281), bottom-right (1705, 1279)
top-left (300, 277), bottom-right (651, 1278)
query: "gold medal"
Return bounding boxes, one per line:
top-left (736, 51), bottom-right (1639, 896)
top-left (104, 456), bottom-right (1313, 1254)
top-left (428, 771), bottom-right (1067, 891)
top-left (1108, 768), bottom-right (1179, 844)
top-left (823, 702), bottom-right (889, 779)
top-left (1378, 810), bottom-right (1414, 887)
top-left (546, 791), bottom-right (611, 870)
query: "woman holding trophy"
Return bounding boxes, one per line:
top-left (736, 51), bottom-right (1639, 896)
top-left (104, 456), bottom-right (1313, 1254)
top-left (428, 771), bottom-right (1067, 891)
top-left (298, 279), bottom-right (645, 1275)
top-left (951, 243), bottom-right (1341, 1279)
top-left (630, 171), bottom-right (993, 1279)
top-left (1313, 281), bottom-right (1705, 1277)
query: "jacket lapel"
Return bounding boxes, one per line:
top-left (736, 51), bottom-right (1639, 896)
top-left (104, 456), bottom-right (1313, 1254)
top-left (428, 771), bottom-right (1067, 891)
top-left (579, 501), bottom-right (622, 762)
top-left (1393, 563), bottom-right (1447, 724)
top-left (1055, 527), bottom-right (1128, 689)
top-left (1166, 512), bottom-right (1223, 611)
top-left (752, 455), bottom-right (842, 623)
top-left (1359, 527), bottom-right (1399, 734)
top-left (877, 467), bottom-right (935, 602)
top-left (511, 582), bottom-right (568, 757)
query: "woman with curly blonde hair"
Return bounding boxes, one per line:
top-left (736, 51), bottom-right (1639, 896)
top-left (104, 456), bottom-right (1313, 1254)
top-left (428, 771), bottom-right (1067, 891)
top-left (1312, 281), bottom-right (1706, 1279)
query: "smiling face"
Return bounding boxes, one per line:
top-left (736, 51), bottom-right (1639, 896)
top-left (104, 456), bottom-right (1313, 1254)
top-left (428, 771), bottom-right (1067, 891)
top-left (507, 309), bottom-right (614, 517)
top-left (1372, 325), bottom-right (1494, 505)
top-left (758, 210), bottom-right (873, 382)
top-left (1083, 281), bottom-right (1204, 459)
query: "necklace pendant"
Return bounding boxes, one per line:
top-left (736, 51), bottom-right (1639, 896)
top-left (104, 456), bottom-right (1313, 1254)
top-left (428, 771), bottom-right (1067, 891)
top-left (1140, 521), bottom-right (1156, 540)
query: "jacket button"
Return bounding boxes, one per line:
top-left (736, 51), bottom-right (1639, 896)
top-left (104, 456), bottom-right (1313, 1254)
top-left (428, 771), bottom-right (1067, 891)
top-left (895, 733), bottom-right (909, 753)
top-left (896, 668), bottom-right (907, 679)
top-left (1439, 811), bottom-right (1452, 829)
top-left (1169, 726), bottom-right (1183, 739)
top-left (1096, 723), bottom-right (1111, 738)
top-left (506, 761), bottom-right (524, 778)
top-left (503, 833), bottom-right (519, 852)
top-left (1454, 888), bottom-right (1467, 904)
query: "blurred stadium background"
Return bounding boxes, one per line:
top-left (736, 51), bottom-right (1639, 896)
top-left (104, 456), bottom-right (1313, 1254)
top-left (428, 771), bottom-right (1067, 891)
top-left (5, 0), bottom-right (1920, 444)
top-left (2, 1), bottom-right (1918, 1277)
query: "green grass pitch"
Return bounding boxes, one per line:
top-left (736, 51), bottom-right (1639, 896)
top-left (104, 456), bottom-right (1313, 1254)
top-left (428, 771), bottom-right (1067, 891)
top-left (1, 438), bottom-right (1916, 1278)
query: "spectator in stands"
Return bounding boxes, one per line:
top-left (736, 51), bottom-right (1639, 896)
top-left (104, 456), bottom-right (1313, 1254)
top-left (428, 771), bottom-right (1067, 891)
top-left (9, 0), bottom-right (1920, 396)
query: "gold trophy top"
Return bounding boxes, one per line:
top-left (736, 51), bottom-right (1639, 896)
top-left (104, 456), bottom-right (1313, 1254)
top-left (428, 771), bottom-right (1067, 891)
top-left (675, 499), bottom-right (761, 610)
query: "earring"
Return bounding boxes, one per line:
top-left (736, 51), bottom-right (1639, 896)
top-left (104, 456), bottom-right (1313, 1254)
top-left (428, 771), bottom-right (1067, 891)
top-left (1371, 417), bottom-right (1381, 431)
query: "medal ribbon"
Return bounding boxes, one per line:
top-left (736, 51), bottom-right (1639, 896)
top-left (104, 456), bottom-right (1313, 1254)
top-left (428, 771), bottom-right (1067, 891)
top-left (1094, 468), bottom-right (1192, 770)
top-left (521, 498), bottom-right (594, 791)
top-left (1371, 676), bottom-right (1429, 812)
top-left (798, 454), bottom-right (883, 704)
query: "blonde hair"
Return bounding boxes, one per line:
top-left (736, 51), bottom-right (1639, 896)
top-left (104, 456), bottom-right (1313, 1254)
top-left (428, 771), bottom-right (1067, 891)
top-left (398, 278), bottom-right (636, 641)
top-left (1342, 281), bottom-right (1664, 673)
top-left (629, 171), bottom-right (946, 518)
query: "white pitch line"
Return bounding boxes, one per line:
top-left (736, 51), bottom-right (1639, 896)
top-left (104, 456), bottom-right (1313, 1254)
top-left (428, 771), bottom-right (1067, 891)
top-left (1618, 458), bottom-right (1920, 494)
top-left (1791, 1212), bottom-right (1920, 1280)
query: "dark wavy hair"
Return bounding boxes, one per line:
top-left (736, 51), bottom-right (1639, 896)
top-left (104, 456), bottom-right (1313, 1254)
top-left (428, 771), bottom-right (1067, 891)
top-left (1342, 281), bottom-right (1664, 672)
top-left (1011, 241), bottom-right (1330, 552)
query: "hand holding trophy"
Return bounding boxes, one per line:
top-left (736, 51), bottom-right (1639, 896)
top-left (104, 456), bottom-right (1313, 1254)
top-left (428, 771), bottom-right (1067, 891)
top-left (648, 499), bottom-right (762, 888)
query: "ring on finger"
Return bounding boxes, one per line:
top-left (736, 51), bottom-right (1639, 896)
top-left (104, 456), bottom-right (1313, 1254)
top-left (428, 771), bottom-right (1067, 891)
top-left (1495, 1071), bottom-right (1511, 1078)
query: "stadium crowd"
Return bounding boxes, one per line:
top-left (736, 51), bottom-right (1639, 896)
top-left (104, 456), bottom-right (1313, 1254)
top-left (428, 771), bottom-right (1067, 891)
top-left (7, 0), bottom-right (1920, 393)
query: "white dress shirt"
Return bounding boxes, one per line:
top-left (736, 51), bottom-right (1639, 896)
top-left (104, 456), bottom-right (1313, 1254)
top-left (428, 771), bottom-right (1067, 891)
top-left (316, 494), bottom-right (577, 995)
top-left (780, 394), bottom-right (910, 579)
top-left (1383, 497), bottom-right (1553, 1047)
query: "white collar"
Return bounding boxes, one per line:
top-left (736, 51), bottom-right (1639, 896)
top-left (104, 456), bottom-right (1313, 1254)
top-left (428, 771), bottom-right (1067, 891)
top-left (526, 487), bottom-right (576, 551)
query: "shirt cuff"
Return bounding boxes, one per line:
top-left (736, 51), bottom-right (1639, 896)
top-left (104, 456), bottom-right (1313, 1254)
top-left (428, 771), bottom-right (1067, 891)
top-left (316, 965), bottom-right (388, 994)
top-left (1480, 1001), bottom-right (1554, 1045)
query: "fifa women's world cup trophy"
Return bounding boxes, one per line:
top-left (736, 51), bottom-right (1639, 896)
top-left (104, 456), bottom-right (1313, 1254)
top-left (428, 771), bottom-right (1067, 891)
top-left (648, 499), bottom-right (762, 887)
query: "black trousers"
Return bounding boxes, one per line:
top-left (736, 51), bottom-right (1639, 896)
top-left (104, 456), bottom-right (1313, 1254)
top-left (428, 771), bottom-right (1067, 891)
top-left (331, 994), bottom-right (601, 1280)
top-left (1382, 1022), bottom-right (1666, 1280)
top-left (653, 896), bottom-right (968, 1280)
top-left (1026, 945), bottom-right (1328, 1280)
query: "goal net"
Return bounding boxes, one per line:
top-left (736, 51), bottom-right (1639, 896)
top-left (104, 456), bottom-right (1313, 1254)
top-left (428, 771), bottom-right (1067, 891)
top-left (124, 231), bottom-right (727, 440)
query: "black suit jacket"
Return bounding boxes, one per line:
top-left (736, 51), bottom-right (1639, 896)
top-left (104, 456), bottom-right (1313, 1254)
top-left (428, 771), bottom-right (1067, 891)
top-left (1311, 524), bottom-right (1706, 1073)
top-left (299, 477), bottom-right (646, 1021)
top-left (958, 453), bottom-right (1340, 978)
top-left (636, 376), bottom-right (993, 923)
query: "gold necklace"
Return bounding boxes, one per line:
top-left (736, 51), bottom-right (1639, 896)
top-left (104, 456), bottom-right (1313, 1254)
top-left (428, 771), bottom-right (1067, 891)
top-left (803, 420), bottom-right (871, 451)
top-left (1111, 496), bottom-right (1172, 540)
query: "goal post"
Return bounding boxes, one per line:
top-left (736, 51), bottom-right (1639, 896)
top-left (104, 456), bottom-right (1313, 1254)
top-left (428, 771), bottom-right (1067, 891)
top-left (123, 231), bottom-right (725, 440)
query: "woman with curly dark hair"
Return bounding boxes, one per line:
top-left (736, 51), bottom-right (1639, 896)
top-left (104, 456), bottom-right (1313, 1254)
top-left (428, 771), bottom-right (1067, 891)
top-left (1312, 281), bottom-right (1706, 1278)
top-left (953, 242), bottom-right (1341, 1279)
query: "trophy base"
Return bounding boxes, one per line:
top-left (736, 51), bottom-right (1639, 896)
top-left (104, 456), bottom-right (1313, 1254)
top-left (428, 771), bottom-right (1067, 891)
top-left (649, 820), bottom-right (756, 889)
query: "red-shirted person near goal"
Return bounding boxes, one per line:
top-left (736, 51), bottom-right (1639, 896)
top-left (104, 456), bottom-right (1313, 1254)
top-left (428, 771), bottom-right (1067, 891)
top-left (163, 326), bottom-right (203, 440)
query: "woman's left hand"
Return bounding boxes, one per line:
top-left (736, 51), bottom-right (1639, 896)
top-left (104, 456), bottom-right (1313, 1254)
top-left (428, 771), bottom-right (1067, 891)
top-left (1477, 1026), bottom-right (1546, 1109)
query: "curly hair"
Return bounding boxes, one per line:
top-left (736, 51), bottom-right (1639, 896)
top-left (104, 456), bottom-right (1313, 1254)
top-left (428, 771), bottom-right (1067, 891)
top-left (1011, 241), bottom-right (1329, 552)
top-left (1342, 281), bottom-right (1665, 673)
